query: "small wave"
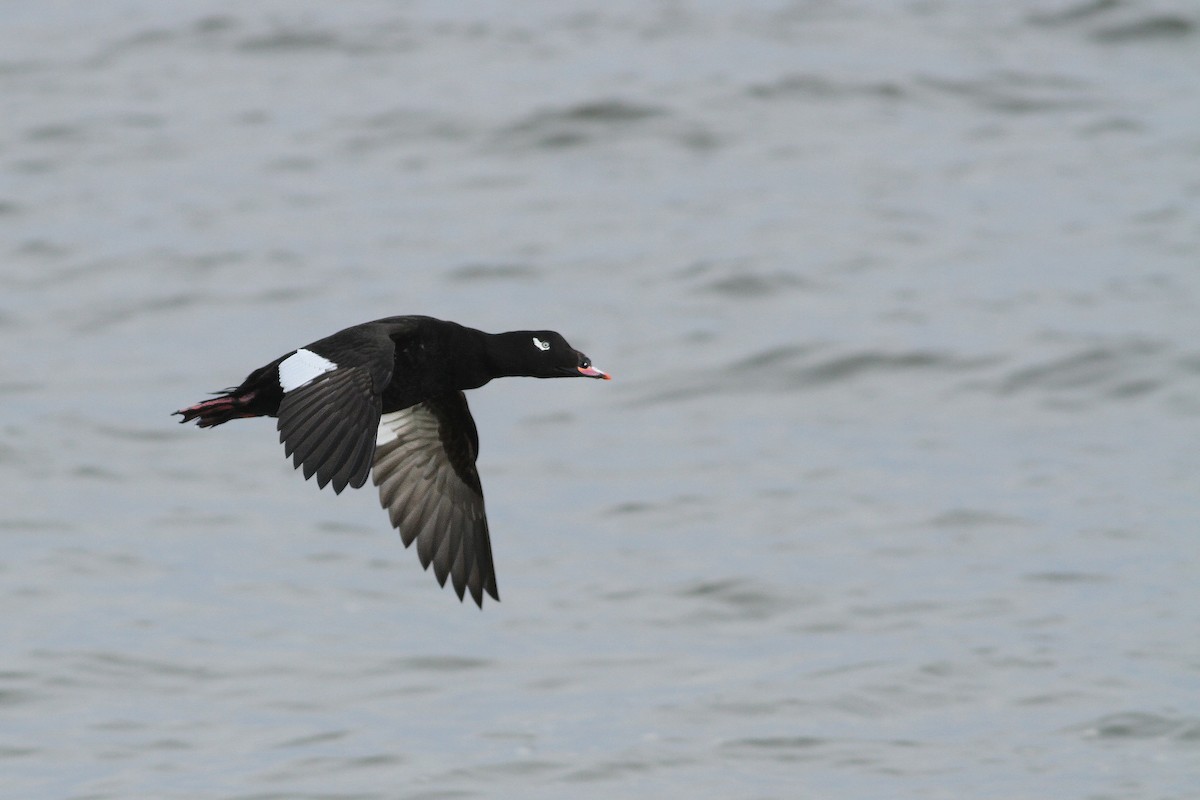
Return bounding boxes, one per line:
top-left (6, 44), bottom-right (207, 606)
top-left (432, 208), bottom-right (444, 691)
top-left (371, 655), bottom-right (492, 674)
top-left (745, 73), bottom-right (906, 102)
top-left (674, 577), bottom-right (794, 623)
top-left (722, 735), bottom-right (826, 751)
top-left (730, 345), bottom-right (992, 391)
top-left (339, 108), bottom-right (472, 153)
top-left (1028, 0), bottom-right (1121, 27)
top-left (791, 350), bottom-right (982, 387)
top-left (928, 509), bottom-right (1027, 528)
top-left (676, 260), bottom-right (811, 298)
top-left (1028, 1), bottom-right (1195, 43)
top-left (1093, 15), bottom-right (1195, 43)
top-left (917, 72), bottom-right (1098, 115)
top-left (1072, 711), bottom-right (1200, 741)
top-left (25, 123), bottom-right (86, 144)
top-left (1023, 571), bottom-right (1112, 584)
top-left (498, 99), bottom-right (663, 149)
top-left (495, 99), bottom-right (714, 152)
top-left (992, 340), bottom-right (1169, 399)
top-left (635, 345), bottom-right (994, 405)
top-left (447, 263), bottom-right (541, 282)
top-left (237, 30), bottom-right (341, 52)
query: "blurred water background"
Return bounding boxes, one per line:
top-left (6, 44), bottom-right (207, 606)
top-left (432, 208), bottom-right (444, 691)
top-left (2, 1), bottom-right (1199, 798)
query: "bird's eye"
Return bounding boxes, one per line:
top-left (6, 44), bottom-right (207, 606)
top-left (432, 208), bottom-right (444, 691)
top-left (580, 358), bottom-right (591, 368)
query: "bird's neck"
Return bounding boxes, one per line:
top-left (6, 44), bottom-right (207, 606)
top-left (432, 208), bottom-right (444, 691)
top-left (482, 330), bottom-right (539, 379)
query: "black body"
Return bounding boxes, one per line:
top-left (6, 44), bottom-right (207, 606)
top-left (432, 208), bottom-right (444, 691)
top-left (175, 315), bottom-right (609, 607)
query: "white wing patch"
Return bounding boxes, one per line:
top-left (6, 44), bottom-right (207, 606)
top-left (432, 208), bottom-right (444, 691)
top-left (278, 348), bottom-right (337, 392)
top-left (376, 409), bottom-right (406, 446)
top-left (533, 337), bottom-right (550, 351)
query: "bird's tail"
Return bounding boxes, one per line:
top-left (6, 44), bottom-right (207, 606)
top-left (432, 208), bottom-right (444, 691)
top-left (174, 390), bottom-right (259, 428)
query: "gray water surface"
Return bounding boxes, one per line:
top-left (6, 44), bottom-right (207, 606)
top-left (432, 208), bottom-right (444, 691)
top-left (2, 2), bottom-right (1199, 798)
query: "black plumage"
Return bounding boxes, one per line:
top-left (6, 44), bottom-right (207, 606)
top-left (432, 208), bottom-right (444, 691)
top-left (175, 315), bottom-right (610, 607)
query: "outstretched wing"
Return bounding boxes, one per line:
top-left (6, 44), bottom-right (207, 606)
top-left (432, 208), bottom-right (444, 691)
top-left (372, 392), bottom-right (499, 607)
top-left (273, 324), bottom-right (399, 494)
top-left (277, 366), bottom-right (382, 493)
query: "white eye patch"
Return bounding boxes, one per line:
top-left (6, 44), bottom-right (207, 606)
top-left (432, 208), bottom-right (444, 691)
top-left (532, 337), bottom-right (550, 351)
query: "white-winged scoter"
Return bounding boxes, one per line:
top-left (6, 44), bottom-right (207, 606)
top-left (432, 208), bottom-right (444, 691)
top-left (174, 315), bottom-right (610, 608)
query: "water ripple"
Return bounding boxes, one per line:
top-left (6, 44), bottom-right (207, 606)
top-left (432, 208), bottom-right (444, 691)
top-left (1073, 712), bottom-right (1200, 741)
top-left (495, 99), bottom-right (717, 152)
top-left (745, 74), bottom-right (906, 102)
top-left (917, 72), bottom-right (1099, 115)
top-left (1028, 1), bottom-right (1196, 43)
top-left (447, 263), bottom-right (541, 282)
top-left (1093, 15), bottom-right (1195, 43)
top-left (637, 345), bottom-right (996, 404)
top-left (992, 340), bottom-right (1171, 399)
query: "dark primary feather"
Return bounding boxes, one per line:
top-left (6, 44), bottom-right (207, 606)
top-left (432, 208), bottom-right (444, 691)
top-left (277, 366), bottom-right (382, 494)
